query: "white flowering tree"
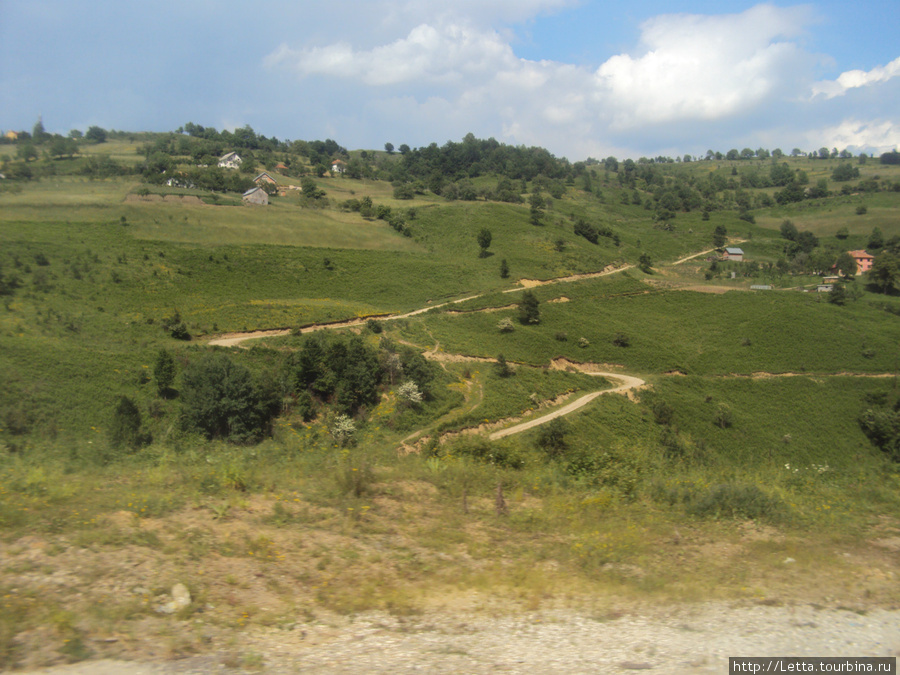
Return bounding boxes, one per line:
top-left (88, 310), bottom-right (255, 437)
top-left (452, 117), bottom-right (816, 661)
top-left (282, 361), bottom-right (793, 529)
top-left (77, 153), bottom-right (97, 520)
top-left (397, 381), bottom-right (423, 407)
top-left (330, 414), bottom-right (356, 447)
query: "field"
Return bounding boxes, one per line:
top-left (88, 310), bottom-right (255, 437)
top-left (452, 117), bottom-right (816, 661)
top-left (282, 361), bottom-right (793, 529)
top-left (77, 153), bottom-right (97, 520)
top-left (2, 144), bottom-right (900, 670)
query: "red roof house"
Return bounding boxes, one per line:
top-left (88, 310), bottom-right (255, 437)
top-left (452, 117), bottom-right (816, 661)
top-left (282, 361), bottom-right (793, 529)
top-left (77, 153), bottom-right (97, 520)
top-left (848, 250), bottom-right (874, 274)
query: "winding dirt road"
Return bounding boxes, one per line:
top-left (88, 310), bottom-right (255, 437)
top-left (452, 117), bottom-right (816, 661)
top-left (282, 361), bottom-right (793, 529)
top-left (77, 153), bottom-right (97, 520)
top-left (489, 371), bottom-right (644, 440)
top-left (205, 264), bottom-right (650, 440)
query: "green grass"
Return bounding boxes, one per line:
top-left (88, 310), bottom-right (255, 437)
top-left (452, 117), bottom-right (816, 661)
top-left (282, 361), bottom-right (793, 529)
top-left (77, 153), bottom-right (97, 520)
top-left (2, 152), bottom-right (900, 666)
top-left (414, 276), bottom-right (900, 375)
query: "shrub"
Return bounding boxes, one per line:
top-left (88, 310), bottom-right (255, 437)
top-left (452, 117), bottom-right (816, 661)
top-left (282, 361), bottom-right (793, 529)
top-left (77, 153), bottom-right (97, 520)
top-left (494, 353), bottom-right (512, 378)
top-left (451, 437), bottom-right (524, 469)
top-left (612, 333), bottom-right (630, 347)
top-left (688, 483), bottom-right (786, 521)
top-left (518, 290), bottom-right (540, 324)
top-left (651, 400), bottom-right (674, 425)
top-left (497, 317), bottom-right (515, 333)
top-left (180, 353), bottom-right (278, 443)
top-left (109, 396), bottom-right (149, 451)
top-left (397, 381), bottom-right (424, 406)
top-left (536, 418), bottom-right (569, 458)
top-left (330, 414), bottom-right (356, 448)
top-left (153, 349), bottom-right (176, 397)
top-left (713, 403), bottom-right (733, 429)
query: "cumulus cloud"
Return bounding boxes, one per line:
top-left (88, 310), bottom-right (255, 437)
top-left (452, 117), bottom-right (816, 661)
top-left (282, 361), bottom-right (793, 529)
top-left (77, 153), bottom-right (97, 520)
top-left (811, 56), bottom-right (900, 99)
top-left (594, 4), bottom-right (815, 129)
top-left (266, 22), bottom-right (518, 86)
top-left (264, 3), bottom-right (862, 158)
top-left (811, 119), bottom-right (900, 153)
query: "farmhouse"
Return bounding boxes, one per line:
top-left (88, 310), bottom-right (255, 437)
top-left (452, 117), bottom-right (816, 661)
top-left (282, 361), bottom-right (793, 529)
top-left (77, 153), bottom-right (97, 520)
top-left (723, 247), bottom-right (744, 261)
top-left (848, 250), bottom-right (874, 274)
top-left (253, 172), bottom-right (277, 186)
top-left (242, 187), bottom-right (268, 206)
top-left (331, 159), bottom-right (346, 174)
top-left (5, 130), bottom-right (19, 141)
top-left (218, 152), bottom-right (242, 170)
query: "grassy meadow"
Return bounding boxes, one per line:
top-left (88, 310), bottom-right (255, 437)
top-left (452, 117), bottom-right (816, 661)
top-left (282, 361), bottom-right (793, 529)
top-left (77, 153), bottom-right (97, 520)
top-left (2, 144), bottom-right (900, 669)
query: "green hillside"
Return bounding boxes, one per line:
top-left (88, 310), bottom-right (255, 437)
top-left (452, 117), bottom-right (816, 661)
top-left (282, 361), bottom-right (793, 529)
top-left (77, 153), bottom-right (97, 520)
top-left (2, 128), bottom-right (900, 668)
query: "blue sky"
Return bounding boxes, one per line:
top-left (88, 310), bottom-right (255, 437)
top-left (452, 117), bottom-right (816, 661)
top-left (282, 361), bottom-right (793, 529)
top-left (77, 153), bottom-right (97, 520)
top-left (1, 0), bottom-right (898, 160)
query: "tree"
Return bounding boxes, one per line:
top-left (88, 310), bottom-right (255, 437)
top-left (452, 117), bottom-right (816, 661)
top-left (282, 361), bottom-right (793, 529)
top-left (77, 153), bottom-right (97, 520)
top-left (868, 252), bottom-right (900, 294)
top-left (300, 176), bottom-right (325, 201)
top-left (32, 118), bottom-right (48, 143)
top-left (779, 220), bottom-right (798, 241)
top-left (180, 353), bottom-right (278, 443)
top-left (499, 258), bottom-right (509, 278)
top-left (14, 143), bottom-right (39, 164)
top-left (109, 396), bottom-right (148, 451)
top-left (795, 230), bottom-right (818, 254)
top-left (49, 136), bottom-right (78, 158)
top-left (834, 251), bottom-right (857, 278)
top-left (828, 282), bottom-right (847, 305)
top-left (154, 348), bottom-right (177, 397)
top-left (494, 353), bottom-right (512, 378)
top-left (638, 252), bottom-right (653, 273)
top-left (384, 142), bottom-right (394, 154)
top-left (832, 163), bottom-right (860, 181)
top-left (536, 418), bottom-right (569, 458)
top-left (712, 225), bottom-right (727, 248)
top-left (477, 228), bottom-right (492, 257)
top-left (518, 290), bottom-right (540, 324)
top-left (529, 191), bottom-right (544, 226)
top-left (574, 219), bottom-right (598, 244)
top-left (84, 126), bottom-right (107, 143)
top-left (869, 227), bottom-right (885, 250)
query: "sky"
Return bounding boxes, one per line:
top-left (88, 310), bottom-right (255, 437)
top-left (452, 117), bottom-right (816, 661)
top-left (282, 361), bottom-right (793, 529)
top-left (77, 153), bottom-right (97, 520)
top-left (1, 0), bottom-right (899, 161)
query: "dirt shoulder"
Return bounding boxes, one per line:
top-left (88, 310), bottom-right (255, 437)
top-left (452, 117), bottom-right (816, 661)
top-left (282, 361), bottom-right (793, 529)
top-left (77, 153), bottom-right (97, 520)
top-left (21, 602), bottom-right (900, 674)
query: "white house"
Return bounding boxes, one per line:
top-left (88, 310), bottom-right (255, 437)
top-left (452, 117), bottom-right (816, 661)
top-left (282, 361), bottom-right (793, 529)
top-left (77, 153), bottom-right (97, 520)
top-left (218, 152), bottom-right (242, 170)
top-left (331, 159), bottom-right (346, 174)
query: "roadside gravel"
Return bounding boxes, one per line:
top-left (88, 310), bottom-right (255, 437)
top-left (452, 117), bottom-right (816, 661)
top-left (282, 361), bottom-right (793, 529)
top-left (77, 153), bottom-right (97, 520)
top-left (24, 602), bottom-right (900, 674)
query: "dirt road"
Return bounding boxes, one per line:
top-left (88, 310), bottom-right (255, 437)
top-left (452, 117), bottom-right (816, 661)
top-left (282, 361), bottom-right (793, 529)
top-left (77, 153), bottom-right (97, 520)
top-left (489, 372), bottom-right (645, 440)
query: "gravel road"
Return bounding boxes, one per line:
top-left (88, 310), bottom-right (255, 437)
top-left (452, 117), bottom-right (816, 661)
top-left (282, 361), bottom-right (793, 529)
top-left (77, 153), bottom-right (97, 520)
top-left (23, 602), bottom-right (900, 674)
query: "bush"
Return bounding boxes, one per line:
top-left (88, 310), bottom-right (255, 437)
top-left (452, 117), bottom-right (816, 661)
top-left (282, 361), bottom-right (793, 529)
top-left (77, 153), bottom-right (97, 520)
top-left (109, 396), bottom-right (150, 451)
top-left (494, 353), bottom-right (512, 378)
top-left (329, 414), bottom-right (356, 448)
top-left (153, 349), bottom-right (176, 397)
top-left (518, 290), bottom-right (540, 324)
top-left (688, 483), bottom-right (786, 521)
top-left (497, 317), bottom-right (515, 333)
top-left (536, 418), bottom-right (569, 458)
top-left (180, 353), bottom-right (278, 443)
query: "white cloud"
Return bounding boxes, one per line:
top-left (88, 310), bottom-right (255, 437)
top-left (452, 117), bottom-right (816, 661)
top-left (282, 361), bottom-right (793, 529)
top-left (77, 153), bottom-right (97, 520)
top-left (264, 3), bottom-right (866, 159)
top-left (811, 56), bottom-right (900, 99)
top-left (811, 119), bottom-right (900, 153)
top-left (594, 4), bottom-right (814, 129)
top-left (266, 22), bottom-right (518, 86)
